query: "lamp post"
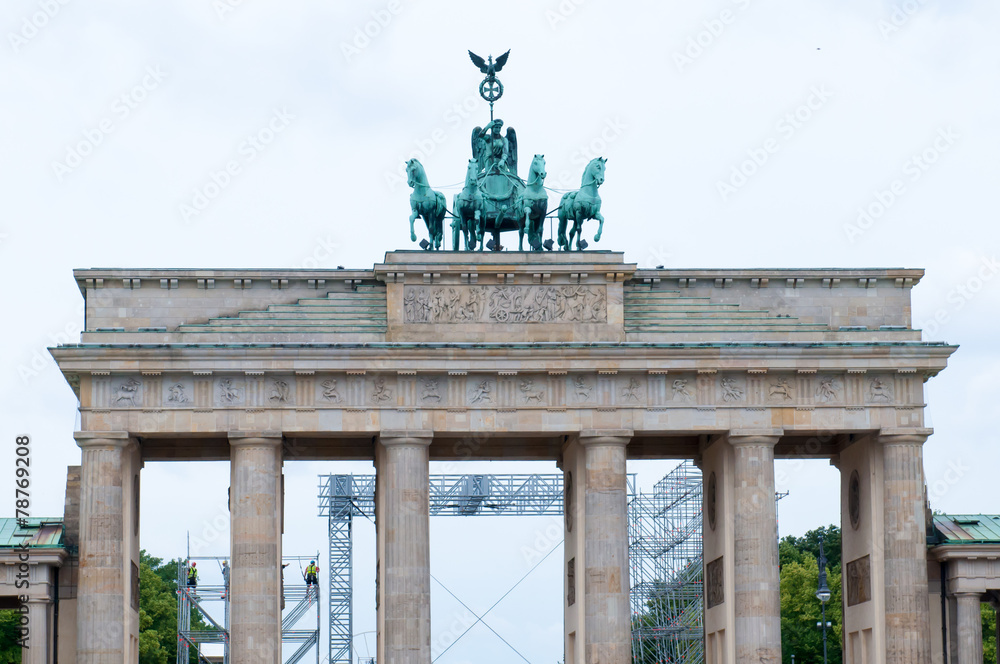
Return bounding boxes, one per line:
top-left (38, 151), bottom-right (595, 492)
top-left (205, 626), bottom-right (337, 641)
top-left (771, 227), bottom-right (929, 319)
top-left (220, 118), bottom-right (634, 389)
top-left (815, 536), bottom-right (832, 664)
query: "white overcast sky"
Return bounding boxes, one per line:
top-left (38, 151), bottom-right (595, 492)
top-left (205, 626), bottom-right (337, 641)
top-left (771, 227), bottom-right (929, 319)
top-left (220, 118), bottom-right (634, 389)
top-left (2, 1), bottom-right (999, 662)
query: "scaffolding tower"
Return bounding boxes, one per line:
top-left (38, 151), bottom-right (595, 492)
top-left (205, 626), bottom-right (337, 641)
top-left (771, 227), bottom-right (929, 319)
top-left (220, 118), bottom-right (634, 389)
top-left (318, 468), bottom-right (706, 664)
top-left (176, 553), bottom-right (321, 664)
top-left (628, 461), bottom-right (704, 664)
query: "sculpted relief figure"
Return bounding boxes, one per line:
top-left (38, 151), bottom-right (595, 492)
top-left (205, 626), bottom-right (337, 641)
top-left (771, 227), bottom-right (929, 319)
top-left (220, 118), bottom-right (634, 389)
top-left (672, 379), bottom-right (693, 400)
top-left (219, 379), bottom-right (243, 404)
top-left (371, 378), bottom-right (393, 403)
top-left (574, 376), bottom-right (593, 401)
top-left (403, 285), bottom-right (607, 324)
top-left (269, 379), bottom-right (290, 404)
top-left (816, 377), bottom-right (840, 403)
top-left (520, 378), bottom-right (544, 403)
top-left (321, 379), bottom-right (342, 403)
top-left (470, 380), bottom-right (493, 404)
top-left (869, 377), bottom-right (893, 403)
top-left (167, 383), bottom-right (189, 403)
top-left (114, 378), bottom-right (141, 406)
top-left (768, 377), bottom-right (794, 401)
top-left (721, 377), bottom-right (744, 403)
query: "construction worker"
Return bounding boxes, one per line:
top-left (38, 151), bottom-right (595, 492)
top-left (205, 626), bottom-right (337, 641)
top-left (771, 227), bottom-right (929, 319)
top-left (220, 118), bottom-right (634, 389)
top-left (221, 560), bottom-right (229, 598)
top-left (305, 560), bottom-right (319, 587)
top-left (187, 561), bottom-right (198, 589)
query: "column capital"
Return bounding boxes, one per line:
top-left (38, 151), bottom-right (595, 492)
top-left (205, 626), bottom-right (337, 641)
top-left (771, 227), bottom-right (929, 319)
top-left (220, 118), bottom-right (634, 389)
top-left (879, 428), bottom-right (933, 445)
top-left (379, 430), bottom-right (433, 447)
top-left (952, 591), bottom-right (984, 600)
top-left (74, 431), bottom-right (132, 449)
top-left (727, 429), bottom-right (783, 447)
top-left (228, 431), bottom-right (283, 448)
top-left (577, 429), bottom-right (632, 446)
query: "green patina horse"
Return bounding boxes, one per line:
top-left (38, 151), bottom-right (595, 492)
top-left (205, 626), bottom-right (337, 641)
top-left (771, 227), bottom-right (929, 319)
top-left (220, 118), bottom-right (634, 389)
top-left (517, 154), bottom-right (548, 251)
top-left (452, 159), bottom-right (484, 251)
top-left (558, 157), bottom-right (606, 251)
top-left (407, 158), bottom-right (446, 251)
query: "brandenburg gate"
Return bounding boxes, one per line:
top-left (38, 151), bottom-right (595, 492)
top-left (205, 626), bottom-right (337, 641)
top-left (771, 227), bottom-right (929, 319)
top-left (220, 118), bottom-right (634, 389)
top-left (51, 250), bottom-right (954, 663)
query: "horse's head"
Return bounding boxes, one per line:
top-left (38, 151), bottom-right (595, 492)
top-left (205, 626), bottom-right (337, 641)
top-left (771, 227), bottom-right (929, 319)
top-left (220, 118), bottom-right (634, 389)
top-left (465, 159), bottom-right (479, 186)
top-left (584, 157), bottom-right (606, 187)
top-left (530, 154), bottom-right (547, 182)
top-left (406, 158), bottom-right (426, 188)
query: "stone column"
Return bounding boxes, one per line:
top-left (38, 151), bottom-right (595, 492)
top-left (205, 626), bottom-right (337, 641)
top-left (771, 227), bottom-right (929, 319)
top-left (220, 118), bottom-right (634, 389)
top-left (229, 432), bottom-right (283, 664)
top-left (954, 593), bottom-right (983, 664)
top-left (24, 599), bottom-right (51, 664)
top-left (580, 431), bottom-right (631, 664)
top-left (377, 431), bottom-right (432, 664)
top-left (74, 432), bottom-right (139, 664)
top-left (880, 431), bottom-right (932, 663)
top-left (730, 432), bottom-right (782, 664)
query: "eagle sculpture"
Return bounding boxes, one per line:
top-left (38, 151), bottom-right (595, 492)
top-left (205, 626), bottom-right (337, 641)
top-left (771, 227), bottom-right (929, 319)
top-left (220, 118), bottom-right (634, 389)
top-left (468, 50), bottom-right (510, 78)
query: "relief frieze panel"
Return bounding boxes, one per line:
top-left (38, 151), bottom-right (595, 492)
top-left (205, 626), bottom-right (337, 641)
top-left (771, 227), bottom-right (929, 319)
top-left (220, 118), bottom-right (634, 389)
top-left (402, 285), bottom-right (607, 324)
top-left (85, 371), bottom-right (918, 412)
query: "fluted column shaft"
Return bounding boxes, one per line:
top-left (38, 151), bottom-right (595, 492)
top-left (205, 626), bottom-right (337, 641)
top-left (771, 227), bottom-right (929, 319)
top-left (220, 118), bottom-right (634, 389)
top-left (379, 432), bottom-right (432, 664)
top-left (731, 434), bottom-right (781, 664)
top-left (75, 432), bottom-right (136, 664)
top-left (229, 433), bottom-right (283, 664)
top-left (580, 433), bottom-right (631, 664)
top-left (881, 433), bottom-right (932, 663)
top-left (954, 593), bottom-right (983, 664)
top-left (23, 599), bottom-right (51, 664)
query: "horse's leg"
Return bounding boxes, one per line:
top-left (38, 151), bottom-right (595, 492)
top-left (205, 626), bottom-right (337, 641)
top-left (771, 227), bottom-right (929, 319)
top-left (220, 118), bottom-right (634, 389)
top-left (409, 210), bottom-right (419, 243)
top-left (594, 211), bottom-right (605, 242)
top-left (519, 207), bottom-right (528, 251)
top-left (557, 215), bottom-right (568, 251)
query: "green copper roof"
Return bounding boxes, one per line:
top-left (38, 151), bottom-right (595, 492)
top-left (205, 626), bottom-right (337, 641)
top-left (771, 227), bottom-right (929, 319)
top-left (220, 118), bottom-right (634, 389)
top-left (933, 514), bottom-right (1000, 544)
top-left (0, 518), bottom-right (65, 548)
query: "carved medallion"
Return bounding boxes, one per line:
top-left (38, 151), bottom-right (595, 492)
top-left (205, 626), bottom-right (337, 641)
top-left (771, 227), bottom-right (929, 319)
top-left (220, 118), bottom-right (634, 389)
top-left (849, 470), bottom-right (861, 530)
top-left (707, 472), bottom-right (718, 532)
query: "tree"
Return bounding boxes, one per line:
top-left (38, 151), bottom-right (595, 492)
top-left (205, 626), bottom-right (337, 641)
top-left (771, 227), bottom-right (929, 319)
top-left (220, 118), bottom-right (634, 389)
top-left (984, 603), bottom-right (997, 664)
top-left (780, 526), bottom-right (843, 664)
top-left (139, 550), bottom-right (209, 664)
top-left (0, 611), bottom-right (23, 663)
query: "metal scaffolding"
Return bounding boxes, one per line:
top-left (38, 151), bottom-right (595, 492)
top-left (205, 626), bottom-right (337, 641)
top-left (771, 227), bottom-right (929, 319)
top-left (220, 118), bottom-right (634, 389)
top-left (628, 461), bottom-right (704, 664)
top-left (176, 553), bottom-right (321, 664)
top-left (317, 473), bottom-right (575, 664)
top-left (318, 468), bottom-right (706, 664)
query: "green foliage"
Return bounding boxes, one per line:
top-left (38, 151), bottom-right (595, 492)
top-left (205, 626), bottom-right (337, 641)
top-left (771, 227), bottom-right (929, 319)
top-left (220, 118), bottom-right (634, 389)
top-left (780, 526), bottom-right (843, 664)
top-left (985, 603), bottom-right (997, 664)
top-left (139, 550), bottom-right (209, 664)
top-left (0, 611), bottom-right (23, 663)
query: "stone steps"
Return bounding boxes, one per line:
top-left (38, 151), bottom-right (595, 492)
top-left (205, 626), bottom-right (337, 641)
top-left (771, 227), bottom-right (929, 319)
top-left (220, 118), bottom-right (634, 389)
top-left (178, 287), bottom-right (388, 334)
